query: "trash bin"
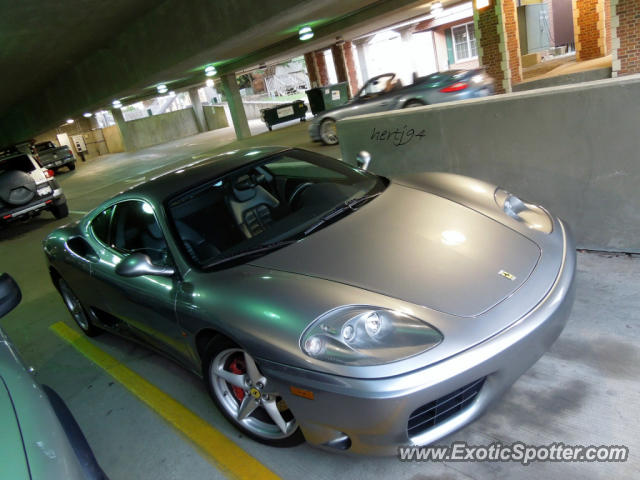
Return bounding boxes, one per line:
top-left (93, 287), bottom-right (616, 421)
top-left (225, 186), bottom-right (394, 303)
top-left (305, 82), bottom-right (350, 115)
top-left (260, 100), bottom-right (308, 131)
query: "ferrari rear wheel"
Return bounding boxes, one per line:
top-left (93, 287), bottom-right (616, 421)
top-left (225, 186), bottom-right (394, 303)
top-left (204, 337), bottom-right (304, 446)
top-left (319, 118), bottom-right (339, 145)
top-left (58, 278), bottom-right (100, 337)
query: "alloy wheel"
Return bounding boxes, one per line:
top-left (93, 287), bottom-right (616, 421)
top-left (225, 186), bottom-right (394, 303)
top-left (210, 348), bottom-right (298, 440)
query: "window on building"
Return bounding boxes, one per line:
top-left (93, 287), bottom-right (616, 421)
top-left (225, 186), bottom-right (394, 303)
top-left (451, 23), bottom-right (477, 62)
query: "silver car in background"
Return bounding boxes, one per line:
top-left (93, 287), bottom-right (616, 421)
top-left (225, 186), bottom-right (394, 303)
top-left (0, 273), bottom-right (108, 479)
top-left (44, 147), bottom-right (574, 455)
top-left (309, 69), bottom-right (495, 145)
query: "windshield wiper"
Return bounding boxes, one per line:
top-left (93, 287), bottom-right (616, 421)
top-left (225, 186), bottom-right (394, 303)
top-left (204, 240), bottom-right (297, 269)
top-left (303, 192), bottom-right (381, 237)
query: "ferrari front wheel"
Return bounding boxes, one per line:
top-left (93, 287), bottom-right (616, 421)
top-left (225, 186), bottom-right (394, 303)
top-left (204, 337), bottom-right (304, 447)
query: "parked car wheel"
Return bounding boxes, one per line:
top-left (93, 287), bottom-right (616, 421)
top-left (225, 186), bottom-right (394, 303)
top-left (57, 278), bottom-right (100, 337)
top-left (319, 118), bottom-right (339, 145)
top-left (51, 202), bottom-right (69, 219)
top-left (403, 99), bottom-right (425, 108)
top-left (204, 337), bottom-right (304, 447)
top-left (68, 162), bottom-right (76, 171)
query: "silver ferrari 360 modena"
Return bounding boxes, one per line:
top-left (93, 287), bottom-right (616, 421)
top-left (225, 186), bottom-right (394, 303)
top-left (44, 147), bottom-right (575, 455)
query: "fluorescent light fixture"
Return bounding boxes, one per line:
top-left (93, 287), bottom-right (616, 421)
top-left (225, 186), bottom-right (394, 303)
top-left (83, 112), bottom-right (92, 118)
top-left (205, 65), bottom-right (217, 76)
top-left (299, 26), bottom-right (314, 41)
top-left (206, 79), bottom-right (214, 87)
top-left (65, 119), bottom-right (74, 124)
top-left (112, 100), bottom-right (122, 108)
top-left (157, 84), bottom-right (168, 94)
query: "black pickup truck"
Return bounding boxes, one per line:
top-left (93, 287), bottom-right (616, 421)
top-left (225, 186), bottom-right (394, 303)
top-left (34, 141), bottom-right (76, 172)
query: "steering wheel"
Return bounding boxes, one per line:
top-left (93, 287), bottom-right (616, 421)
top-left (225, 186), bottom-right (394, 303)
top-left (288, 182), bottom-right (314, 210)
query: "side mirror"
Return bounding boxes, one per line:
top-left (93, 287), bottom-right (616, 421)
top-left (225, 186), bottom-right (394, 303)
top-left (356, 151), bottom-right (372, 171)
top-left (115, 253), bottom-right (175, 278)
top-left (0, 273), bottom-right (22, 318)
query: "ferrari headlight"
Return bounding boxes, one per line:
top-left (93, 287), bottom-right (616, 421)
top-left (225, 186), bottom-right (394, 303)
top-left (300, 306), bottom-right (443, 366)
top-left (494, 188), bottom-right (553, 233)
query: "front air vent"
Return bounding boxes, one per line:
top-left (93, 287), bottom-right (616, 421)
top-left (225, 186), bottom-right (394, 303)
top-left (408, 377), bottom-right (485, 437)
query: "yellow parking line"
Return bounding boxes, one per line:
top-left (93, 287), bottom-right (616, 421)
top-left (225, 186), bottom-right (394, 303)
top-left (50, 322), bottom-right (280, 480)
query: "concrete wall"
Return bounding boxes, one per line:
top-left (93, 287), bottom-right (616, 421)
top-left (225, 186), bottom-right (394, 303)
top-left (203, 105), bottom-right (230, 130)
top-left (102, 125), bottom-right (125, 153)
top-left (125, 109), bottom-right (199, 151)
top-left (338, 75), bottom-right (640, 253)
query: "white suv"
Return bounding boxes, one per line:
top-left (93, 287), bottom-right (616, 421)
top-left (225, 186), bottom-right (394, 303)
top-left (0, 147), bottom-right (68, 225)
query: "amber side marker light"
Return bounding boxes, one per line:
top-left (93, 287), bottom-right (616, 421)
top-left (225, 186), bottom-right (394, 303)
top-left (290, 386), bottom-right (314, 400)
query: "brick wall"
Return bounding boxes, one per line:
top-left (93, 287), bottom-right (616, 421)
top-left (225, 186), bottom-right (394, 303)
top-left (573, 0), bottom-right (606, 60)
top-left (612, 0), bottom-right (640, 76)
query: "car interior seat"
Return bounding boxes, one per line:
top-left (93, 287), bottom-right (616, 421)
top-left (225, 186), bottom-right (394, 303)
top-left (228, 174), bottom-right (280, 238)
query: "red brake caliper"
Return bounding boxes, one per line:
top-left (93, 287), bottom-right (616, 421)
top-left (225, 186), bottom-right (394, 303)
top-left (228, 357), bottom-right (246, 401)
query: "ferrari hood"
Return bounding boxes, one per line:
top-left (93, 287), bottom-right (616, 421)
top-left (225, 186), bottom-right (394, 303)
top-left (252, 183), bottom-right (540, 317)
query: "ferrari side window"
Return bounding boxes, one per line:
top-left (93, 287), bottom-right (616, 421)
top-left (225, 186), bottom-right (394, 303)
top-left (110, 200), bottom-right (169, 264)
top-left (90, 206), bottom-right (114, 245)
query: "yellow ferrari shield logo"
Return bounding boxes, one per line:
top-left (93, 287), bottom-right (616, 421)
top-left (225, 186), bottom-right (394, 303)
top-left (249, 388), bottom-right (261, 399)
top-left (498, 270), bottom-right (517, 281)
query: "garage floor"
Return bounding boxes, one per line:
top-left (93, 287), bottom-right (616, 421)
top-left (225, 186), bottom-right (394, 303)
top-left (1, 121), bottom-right (638, 479)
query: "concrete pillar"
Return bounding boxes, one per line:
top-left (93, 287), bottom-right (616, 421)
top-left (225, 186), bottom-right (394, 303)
top-left (611, 0), bottom-right (640, 77)
top-left (314, 51), bottom-right (330, 86)
top-left (110, 108), bottom-right (134, 151)
top-left (304, 52), bottom-right (320, 88)
top-left (188, 87), bottom-right (207, 133)
top-left (354, 40), bottom-right (370, 83)
top-left (572, 0), bottom-right (607, 61)
top-left (474, 0), bottom-right (522, 94)
top-left (331, 42), bottom-right (359, 96)
top-left (220, 73), bottom-right (251, 140)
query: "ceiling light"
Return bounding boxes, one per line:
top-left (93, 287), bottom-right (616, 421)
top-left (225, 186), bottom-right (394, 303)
top-left (83, 112), bottom-right (92, 118)
top-left (205, 65), bottom-right (217, 76)
top-left (157, 84), bottom-right (168, 94)
top-left (112, 100), bottom-right (122, 108)
top-left (205, 79), bottom-right (214, 87)
top-left (299, 26), bottom-right (314, 41)
top-left (65, 119), bottom-right (74, 124)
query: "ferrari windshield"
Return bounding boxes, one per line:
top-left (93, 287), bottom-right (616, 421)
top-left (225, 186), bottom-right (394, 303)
top-left (167, 149), bottom-right (386, 269)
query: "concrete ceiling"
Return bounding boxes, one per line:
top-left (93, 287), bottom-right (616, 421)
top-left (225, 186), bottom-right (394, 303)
top-left (0, 0), bottom-right (436, 144)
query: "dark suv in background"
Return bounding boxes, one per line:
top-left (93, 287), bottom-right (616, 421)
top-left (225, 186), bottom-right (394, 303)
top-left (0, 145), bottom-right (68, 226)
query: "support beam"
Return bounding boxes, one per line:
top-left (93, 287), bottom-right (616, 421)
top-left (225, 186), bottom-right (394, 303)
top-left (314, 51), bottom-right (330, 86)
top-left (110, 108), bottom-right (134, 152)
top-left (220, 73), bottom-right (251, 140)
top-left (572, 0), bottom-right (607, 61)
top-left (474, 0), bottom-right (522, 94)
top-left (188, 87), bottom-right (207, 133)
top-left (331, 42), bottom-right (359, 96)
top-left (304, 52), bottom-right (320, 88)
